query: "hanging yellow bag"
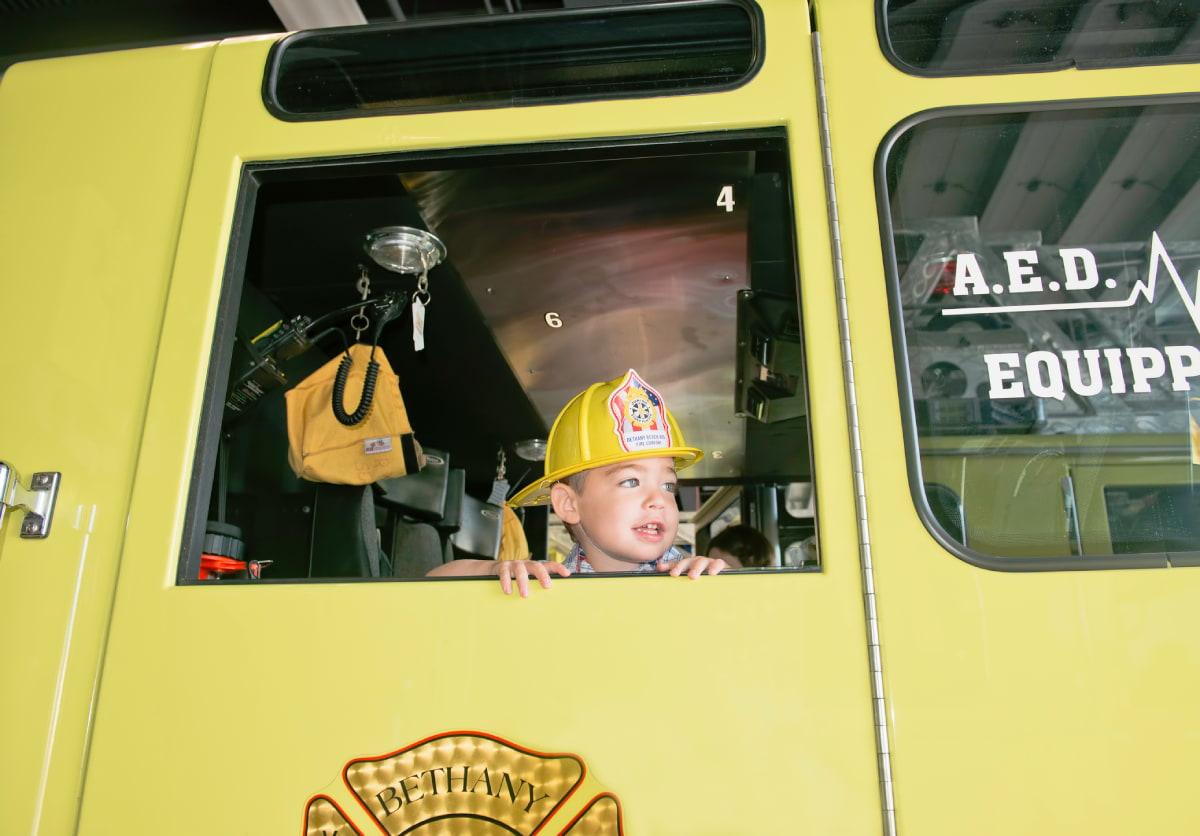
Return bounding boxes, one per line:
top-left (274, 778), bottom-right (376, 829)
top-left (286, 343), bottom-right (425, 485)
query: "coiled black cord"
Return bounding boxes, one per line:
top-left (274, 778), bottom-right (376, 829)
top-left (331, 348), bottom-right (380, 426)
top-left (329, 291), bottom-right (407, 427)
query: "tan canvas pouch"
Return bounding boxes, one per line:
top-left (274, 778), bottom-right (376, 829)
top-left (286, 343), bottom-right (425, 485)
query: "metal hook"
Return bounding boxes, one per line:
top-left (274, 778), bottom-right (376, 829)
top-left (415, 266), bottom-right (432, 306)
top-left (352, 266), bottom-right (371, 341)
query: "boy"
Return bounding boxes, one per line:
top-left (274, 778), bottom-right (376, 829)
top-left (427, 369), bottom-right (726, 595)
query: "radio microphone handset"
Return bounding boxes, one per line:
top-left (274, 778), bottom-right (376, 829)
top-left (223, 290), bottom-right (408, 422)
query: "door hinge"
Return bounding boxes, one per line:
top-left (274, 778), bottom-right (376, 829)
top-left (0, 461), bottom-right (61, 539)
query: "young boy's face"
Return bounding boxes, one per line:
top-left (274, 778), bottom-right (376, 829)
top-left (551, 456), bottom-right (680, 571)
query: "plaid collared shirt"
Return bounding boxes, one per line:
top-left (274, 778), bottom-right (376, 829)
top-left (562, 543), bottom-right (684, 573)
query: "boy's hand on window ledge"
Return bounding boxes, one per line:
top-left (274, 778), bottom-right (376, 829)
top-left (495, 558), bottom-right (572, 598)
top-left (659, 555), bottom-right (728, 579)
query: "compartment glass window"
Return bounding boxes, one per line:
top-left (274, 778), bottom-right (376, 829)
top-left (882, 0), bottom-right (1200, 76)
top-left (883, 102), bottom-right (1200, 566)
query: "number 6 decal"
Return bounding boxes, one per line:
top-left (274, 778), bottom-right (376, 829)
top-left (545, 312), bottom-right (563, 328)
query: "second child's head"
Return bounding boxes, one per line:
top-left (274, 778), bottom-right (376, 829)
top-left (708, 523), bottom-right (773, 568)
top-left (510, 369), bottom-right (702, 570)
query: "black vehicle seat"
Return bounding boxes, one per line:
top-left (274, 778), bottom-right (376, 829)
top-left (450, 492), bottom-right (503, 559)
top-left (390, 520), bottom-right (443, 577)
top-left (377, 450), bottom-right (454, 576)
top-left (376, 449), bottom-right (450, 521)
top-left (308, 483), bottom-right (387, 578)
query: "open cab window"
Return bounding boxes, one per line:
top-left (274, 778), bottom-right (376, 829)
top-left (180, 130), bottom-right (818, 583)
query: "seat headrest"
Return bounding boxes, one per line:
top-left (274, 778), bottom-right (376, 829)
top-left (375, 449), bottom-right (450, 521)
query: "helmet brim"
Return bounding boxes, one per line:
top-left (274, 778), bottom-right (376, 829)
top-left (507, 447), bottom-right (703, 507)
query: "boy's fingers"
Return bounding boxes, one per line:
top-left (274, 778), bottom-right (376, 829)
top-left (530, 564), bottom-right (554, 590)
top-left (663, 558), bottom-right (690, 577)
top-left (496, 561), bottom-right (532, 597)
top-left (498, 560), bottom-right (570, 597)
top-left (662, 556), bottom-right (727, 578)
top-left (531, 561), bottom-right (571, 588)
top-left (497, 564), bottom-right (515, 595)
top-left (515, 567), bottom-right (532, 598)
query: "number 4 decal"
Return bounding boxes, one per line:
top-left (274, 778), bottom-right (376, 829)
top-left (716, 185), bottom-right (735, 213)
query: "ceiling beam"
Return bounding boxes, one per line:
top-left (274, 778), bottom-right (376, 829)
top-left (267, 0), bottom-right (369, 31)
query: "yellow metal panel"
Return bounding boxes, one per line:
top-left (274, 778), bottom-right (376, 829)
top-left (83, 577), bottom-right (879, 832)
top-left (70, 4), bottom-right (885, 833)
top-left (817, 2), bottom-right (1200, 833)
top-left (0, 44), bottom-right (214, 834)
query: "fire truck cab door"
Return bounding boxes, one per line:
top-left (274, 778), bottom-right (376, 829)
top-left (0, 43), bottom-right (216, 833)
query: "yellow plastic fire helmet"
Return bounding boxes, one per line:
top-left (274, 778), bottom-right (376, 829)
top-left (509, 369), bottom-right (702, 507)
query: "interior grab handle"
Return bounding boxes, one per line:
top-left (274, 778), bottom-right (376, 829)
top-left (0, 460), bottom-right (61, 539)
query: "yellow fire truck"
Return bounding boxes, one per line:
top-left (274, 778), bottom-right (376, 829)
top-left (5, 1), bottom-right (1200, 832)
